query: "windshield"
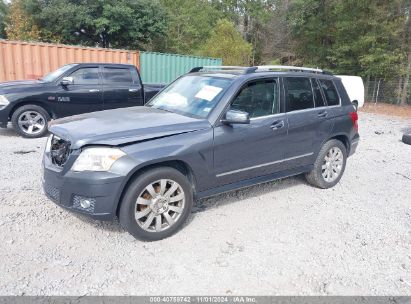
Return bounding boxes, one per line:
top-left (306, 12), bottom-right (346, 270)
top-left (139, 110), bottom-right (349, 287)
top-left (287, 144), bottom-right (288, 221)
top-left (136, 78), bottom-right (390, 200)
top-left (147, 75), bottom-right (233, 118)
top-left (41, 64), bottom-right (78, 82)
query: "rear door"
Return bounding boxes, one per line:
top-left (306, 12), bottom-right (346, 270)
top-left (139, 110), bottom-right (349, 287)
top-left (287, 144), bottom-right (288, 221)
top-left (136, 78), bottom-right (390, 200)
top-left (55, 66), bottom-right (103, 117)
top-left (102, 66), bottom-right (144, 110)
top-left (213, 78), bottom-right (288, 185)
top-left (283, 77), bottom-right (334, 168)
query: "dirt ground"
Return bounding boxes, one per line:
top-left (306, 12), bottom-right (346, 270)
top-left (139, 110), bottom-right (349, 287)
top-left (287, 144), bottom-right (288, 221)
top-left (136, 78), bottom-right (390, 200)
top-left (360, 102), bottom-right (411, 119)
top-left (0, 112), bottom-right (410, 295)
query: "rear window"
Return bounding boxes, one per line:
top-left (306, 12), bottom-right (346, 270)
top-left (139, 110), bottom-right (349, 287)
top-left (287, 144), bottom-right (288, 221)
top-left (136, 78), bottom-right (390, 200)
top-left (284, 77), bottom-right (314, 112)
top-left (319, 79), bottom-right (339, 106)
top-left (103, 68), bottom-right (133, 84)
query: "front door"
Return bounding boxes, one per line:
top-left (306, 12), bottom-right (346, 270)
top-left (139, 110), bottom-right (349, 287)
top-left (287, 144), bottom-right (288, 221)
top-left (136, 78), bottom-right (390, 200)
top-left (102, 66), bottom-right (144, 110)
top-left (55, 66), bottom-right (103, 117)
top-left (213, 78), bottom-right (288, 186)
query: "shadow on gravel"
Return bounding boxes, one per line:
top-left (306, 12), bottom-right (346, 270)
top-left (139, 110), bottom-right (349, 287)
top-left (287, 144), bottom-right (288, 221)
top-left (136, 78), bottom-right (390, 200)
top-left (0, 126), bottom-right (19, 137)
top-left (68, 174), bottom-right (307, 236)
top-left (192, 174), bottom-right (306, 214)
top-left (71, 212), bottom-right (125, 233)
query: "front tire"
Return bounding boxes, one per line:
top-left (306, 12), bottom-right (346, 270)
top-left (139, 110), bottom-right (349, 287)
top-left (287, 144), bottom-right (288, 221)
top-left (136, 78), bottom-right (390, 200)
top-left (305, 139), bottom-right (347, 189)
top-left (11, 105), bottom-right (50, 138)
top-left (119, 167), bottom-right (193, 241)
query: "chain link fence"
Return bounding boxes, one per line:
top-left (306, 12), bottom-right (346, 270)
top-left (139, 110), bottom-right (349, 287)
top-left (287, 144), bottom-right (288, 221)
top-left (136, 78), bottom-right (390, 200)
top-left (365, 79), bottom-right (410, 105)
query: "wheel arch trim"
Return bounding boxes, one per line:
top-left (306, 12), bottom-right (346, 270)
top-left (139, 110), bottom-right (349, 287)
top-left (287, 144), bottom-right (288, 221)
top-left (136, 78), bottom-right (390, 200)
top-left (9, 101), bottom-right (55, 120)
top-left (114, 159), bottom-right (197, 217)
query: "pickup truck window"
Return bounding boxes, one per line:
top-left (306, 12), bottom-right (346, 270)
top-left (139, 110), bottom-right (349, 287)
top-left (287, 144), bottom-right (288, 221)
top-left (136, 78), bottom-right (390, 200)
top-left (147, 75), bottom-right (233, 118)
top-left (319, 79), bottom-right (339, 106)
top-left (231, 79), bottom-right (279, 118)
top-left (103, 67), bottom-right (133, 84)
top-left (69, 67), bottom-right (100, 85)
top-left (284, 77), bottom-right (314, 112)
top-left (41, 64), bottom-right (77, 82)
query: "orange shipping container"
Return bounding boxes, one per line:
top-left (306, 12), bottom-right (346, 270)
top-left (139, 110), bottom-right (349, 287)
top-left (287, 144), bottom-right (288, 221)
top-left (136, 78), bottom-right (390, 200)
top-left (0, 39), bottom-right (140, 82)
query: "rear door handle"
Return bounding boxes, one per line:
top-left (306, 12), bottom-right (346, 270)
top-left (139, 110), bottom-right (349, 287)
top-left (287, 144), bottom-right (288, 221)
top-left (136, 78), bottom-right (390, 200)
top-left (129, 88), bottom-right (139, 92)
top-left (317, 111), bottom-right (328, 118)
top-left (270, 120), bottom-right (285, 130)
top-left (89, 89), bottom-right (100, 92)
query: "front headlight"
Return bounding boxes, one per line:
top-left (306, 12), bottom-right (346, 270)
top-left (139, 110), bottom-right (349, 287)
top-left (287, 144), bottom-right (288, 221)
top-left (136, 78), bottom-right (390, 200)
top-left (0, 95), bottom-right (9, 106)
top-left (71, 147), bottom-right (126, 172)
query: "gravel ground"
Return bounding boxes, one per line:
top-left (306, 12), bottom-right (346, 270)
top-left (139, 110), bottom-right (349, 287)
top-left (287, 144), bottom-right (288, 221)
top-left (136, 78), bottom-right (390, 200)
top-left (0, 112), bottom-right (410, 296)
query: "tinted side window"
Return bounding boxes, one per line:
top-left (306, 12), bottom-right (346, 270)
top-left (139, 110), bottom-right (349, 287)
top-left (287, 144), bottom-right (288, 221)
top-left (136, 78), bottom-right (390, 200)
top-left (311, 78), bottom-right (326, 107)
top-left (319, 79), bottom-right (339, 106)
top-left (103, 68), bottom-right (133, 84)
top-left (69, 68), bottom-right (99, 85)
top-left (231, 79), bottom-right (279, 118)
top-left (284, 77), bottom-right (314, 112)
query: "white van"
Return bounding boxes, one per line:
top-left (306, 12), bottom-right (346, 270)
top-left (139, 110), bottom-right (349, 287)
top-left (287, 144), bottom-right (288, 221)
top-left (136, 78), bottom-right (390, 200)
top-left (336, 75), bottom-right (364, 109)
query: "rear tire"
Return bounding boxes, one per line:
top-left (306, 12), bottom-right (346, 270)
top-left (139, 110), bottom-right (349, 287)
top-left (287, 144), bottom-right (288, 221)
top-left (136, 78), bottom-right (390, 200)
top-left (119, 167), bottom-right (193, 241)
top-left (11, 105), bottom-right (50, 138)
top-left (305, 139), bottom-right (347, 189)
top-left (402, 134), bottom-right (411, 145)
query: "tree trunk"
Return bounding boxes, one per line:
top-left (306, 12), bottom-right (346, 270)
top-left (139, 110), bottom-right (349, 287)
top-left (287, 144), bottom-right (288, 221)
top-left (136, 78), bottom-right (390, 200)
top-left (400, 53), bottom-right (411, 105)
top-left (375, 78), bottom-right (382, 104)
top-left (365, 75), bottom-right (370, 102)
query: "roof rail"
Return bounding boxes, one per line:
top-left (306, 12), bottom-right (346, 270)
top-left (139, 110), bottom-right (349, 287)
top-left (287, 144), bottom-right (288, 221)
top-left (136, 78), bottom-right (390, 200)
top-left (256, 65), bottom-right (323, 73)
top-left (189, 66), bottom-right (257, 74)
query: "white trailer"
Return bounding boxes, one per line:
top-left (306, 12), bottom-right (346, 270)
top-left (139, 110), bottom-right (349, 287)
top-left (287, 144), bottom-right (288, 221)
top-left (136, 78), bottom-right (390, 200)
top-left (336, 75), bottom-right (365, 109)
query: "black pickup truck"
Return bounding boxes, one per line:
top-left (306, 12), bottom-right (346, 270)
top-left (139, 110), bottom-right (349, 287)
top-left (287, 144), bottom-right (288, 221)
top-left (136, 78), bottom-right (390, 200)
top-left (0, 63), bottom-right (165, 138)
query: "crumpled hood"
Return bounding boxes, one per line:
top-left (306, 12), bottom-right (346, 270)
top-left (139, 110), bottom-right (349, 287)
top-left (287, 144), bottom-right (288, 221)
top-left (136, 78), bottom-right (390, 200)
top-left (49, 106), bottom-right (211, 149)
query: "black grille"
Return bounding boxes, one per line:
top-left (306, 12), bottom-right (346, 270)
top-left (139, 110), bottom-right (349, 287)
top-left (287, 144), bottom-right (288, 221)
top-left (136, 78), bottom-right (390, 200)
top-left (50, 135), bottom-right (71, 167)
top-left (44, 183), bottom-right (60, 202)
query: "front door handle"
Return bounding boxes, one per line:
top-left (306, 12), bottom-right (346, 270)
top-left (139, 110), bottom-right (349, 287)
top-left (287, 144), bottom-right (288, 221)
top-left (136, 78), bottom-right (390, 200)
top-left (270, 120), bottom-right (285, 130)
top-left (129, 88), bottom-right (139, 92)
top-left (89, 89), bottom-right (100, 93)
top-left (318, 111), bottom-right (328, 118)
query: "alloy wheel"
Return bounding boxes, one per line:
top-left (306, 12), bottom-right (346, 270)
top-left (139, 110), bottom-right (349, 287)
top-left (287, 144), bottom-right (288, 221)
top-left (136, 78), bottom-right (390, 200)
top-left (135, 179), bottom-right (185, 233)
top-left (321, 146), bottom-right (344, 183)
top-left (17, 111), bottom-right (46, 135)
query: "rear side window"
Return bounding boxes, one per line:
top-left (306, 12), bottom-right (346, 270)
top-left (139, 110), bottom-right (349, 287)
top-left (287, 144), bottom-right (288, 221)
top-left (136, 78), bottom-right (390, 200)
top-left (319, 79), bottom-right (339, 106)
top-left (231, 79), bottom-right (279, 118)
top-left (69, 68), bottom-right (99, 85)
top-left (311, 78), bottom-right (326, 107)
top-left (284, 77), bottom-right (314, 112)
top-left (103, 68), bottom-right (133, 84)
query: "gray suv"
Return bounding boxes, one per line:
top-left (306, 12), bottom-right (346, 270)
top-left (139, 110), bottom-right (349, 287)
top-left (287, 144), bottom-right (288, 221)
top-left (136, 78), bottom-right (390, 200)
top-left (42, 66), bottom-right (360, 241)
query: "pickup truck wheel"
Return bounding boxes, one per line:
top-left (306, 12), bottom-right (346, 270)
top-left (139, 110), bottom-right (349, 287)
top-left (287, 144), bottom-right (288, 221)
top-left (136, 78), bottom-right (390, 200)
top-left (11, 105), bottom-right (50, 138)
top-left (305, 139), bottom-right (347, 189)
top-left (402, 133), bottom-right (411, 145)
top-left (119, 167), bottom-right (193, 241)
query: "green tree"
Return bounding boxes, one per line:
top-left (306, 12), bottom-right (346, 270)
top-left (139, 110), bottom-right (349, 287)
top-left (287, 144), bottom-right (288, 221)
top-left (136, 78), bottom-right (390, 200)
top-left (5, 0), bottom-right (40, 41)
top-left (0, 0), bottom-right (7, 38)
top-left (157, 0), bottom-right (222, 54)
top-left (288, 0), bottom-right (407, 75)
top-left (198, 19), bottom-right (253, 65)
top-left (29, 0), bottom-right (167, 49)
top-left (210, 0), bottom-right (277, 64)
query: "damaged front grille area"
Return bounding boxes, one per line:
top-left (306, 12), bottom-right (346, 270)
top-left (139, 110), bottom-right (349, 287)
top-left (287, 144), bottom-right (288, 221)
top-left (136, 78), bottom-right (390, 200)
top-left (50, 135), bottom-right (71, 167)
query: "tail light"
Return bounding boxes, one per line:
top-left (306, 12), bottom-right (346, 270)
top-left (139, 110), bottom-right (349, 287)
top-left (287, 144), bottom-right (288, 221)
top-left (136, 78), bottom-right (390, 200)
top-left (350, 112), bottom-right (358, 130)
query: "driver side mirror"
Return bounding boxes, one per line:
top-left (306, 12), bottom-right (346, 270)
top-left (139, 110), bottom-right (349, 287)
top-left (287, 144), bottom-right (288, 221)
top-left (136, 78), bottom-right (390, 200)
top-left (61, 77), bottom-right (73, 86)
top-left (221, 109), bottom-right (250, 125)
